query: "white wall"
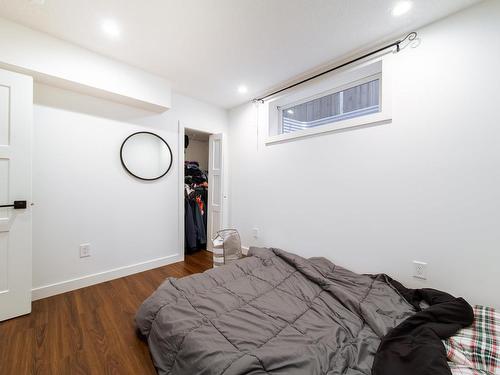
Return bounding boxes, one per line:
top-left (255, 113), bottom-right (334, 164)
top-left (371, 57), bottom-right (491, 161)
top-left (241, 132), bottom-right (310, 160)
top-left (228, 0), bottom-right (500, 308)
top-left (32, 84), bottom-right (227, 299)
top-left (0, 17), bottom-right (171, 111)
top-left (186, 139), bottom-right (209, 171)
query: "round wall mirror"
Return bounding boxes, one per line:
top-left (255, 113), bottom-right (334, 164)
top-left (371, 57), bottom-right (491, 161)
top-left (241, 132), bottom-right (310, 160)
top-left (120, 132), bottom-right (173, 181)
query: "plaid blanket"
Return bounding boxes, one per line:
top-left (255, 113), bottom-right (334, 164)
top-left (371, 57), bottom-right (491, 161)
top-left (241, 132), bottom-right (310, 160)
top-left (445, 305), bottom-right (500, 375)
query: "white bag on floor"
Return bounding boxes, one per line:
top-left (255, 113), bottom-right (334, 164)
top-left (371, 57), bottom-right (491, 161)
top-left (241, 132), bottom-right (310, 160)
top-left (212, 229), bottom-right (242, 267)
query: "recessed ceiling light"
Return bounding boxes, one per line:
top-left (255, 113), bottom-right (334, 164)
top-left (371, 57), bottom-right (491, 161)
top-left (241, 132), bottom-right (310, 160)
top-left (392, 1), bottom-right (412, 17)
top-left (237, 85), bottom-right (248, 94)
top-left (101, 19), bottom-right (121, 38)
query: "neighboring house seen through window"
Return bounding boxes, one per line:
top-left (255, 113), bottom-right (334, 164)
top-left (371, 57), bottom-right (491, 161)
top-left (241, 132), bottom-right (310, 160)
top-left (280, 79), bottom-right (380, 134)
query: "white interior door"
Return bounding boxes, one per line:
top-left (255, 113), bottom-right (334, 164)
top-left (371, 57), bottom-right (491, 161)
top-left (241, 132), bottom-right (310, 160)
top-left (207, 133), bottom-right (223, 252)
top-left (0, 68), bottom-right (33, 321)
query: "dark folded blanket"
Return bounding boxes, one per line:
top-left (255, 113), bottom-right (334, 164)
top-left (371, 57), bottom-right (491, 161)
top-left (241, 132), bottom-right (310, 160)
top-left (372, 278), bottom-right (474, 375)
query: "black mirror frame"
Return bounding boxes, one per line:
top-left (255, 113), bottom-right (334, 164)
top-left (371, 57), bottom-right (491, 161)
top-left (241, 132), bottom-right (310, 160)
top-left (120, 131), bottom-right (173, 181)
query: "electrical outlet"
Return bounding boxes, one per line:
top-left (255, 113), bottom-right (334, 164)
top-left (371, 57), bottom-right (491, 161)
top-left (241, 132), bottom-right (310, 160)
top-left (80, 243), bottom-right (91, 258)
top-left (413, 261), bottom-right (427, 280)
top-left (252, 228), bottom-right (259, 239)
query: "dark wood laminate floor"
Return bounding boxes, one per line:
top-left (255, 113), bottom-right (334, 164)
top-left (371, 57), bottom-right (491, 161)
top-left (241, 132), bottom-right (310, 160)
top-left (0, 250), bottom-right (213, 375)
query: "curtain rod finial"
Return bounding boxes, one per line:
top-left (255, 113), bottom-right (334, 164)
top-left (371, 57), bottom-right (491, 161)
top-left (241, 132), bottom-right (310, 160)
top-left (402, 31), bottom-right (418, 44)
top-left (396, 31), bottom-right (417, 53)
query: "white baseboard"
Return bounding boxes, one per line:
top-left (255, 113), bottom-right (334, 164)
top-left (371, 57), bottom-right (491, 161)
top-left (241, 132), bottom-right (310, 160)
top-left (31, 253), bottom-right (182, 301)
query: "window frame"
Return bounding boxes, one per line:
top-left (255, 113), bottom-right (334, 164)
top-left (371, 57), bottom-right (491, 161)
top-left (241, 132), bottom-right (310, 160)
top-left (265, 58), bottom-right (392, 144)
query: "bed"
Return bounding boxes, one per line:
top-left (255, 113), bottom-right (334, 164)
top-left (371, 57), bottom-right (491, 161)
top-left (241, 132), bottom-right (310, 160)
top-left (136, 247), bottom-right (494, 375)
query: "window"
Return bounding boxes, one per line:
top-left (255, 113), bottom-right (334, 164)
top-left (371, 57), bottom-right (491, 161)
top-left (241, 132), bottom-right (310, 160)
top-left (265, 59), bottom-right (391, 143)
top-left (280, 78), bottom-right (380, 134)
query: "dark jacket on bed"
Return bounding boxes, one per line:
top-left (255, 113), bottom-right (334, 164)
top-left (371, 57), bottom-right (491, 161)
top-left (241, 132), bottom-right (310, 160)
top-left (372, 278), bottom-right (474, 375)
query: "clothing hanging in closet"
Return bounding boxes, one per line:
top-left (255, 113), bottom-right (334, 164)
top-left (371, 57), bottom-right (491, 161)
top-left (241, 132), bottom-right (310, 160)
top-left (185, 161), bottom-right (208, 253)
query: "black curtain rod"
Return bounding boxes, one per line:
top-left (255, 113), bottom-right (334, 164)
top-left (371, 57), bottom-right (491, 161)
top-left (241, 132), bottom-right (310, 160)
top-left (253, 31), bottom-right (417, 103)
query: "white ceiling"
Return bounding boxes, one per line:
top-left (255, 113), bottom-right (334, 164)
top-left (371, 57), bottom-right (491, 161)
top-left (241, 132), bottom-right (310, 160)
top-left (0, 0), bottom-right (481, 109)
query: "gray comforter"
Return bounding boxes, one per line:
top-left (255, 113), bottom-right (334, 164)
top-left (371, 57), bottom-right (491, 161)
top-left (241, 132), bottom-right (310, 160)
top-left (136, 247), bottom-right (416, 375)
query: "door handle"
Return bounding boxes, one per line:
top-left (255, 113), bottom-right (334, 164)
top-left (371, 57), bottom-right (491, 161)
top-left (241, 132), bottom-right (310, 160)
top-left (0, 201), bottom-right (27, 209)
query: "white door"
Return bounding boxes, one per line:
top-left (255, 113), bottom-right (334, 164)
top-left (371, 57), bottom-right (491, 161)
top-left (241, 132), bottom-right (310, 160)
top-left (0, 69), bottom-right (33, 321)
top-left (207, 133), bottom-right (223, 252)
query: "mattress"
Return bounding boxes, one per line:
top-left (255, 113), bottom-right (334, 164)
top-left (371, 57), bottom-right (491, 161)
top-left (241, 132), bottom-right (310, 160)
top-left (136, 247), bottom-right (473, 375)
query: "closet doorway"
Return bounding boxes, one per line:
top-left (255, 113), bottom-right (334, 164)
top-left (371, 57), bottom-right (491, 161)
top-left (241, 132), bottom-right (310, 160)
top-left (179, 124), bottom-right (224, 256)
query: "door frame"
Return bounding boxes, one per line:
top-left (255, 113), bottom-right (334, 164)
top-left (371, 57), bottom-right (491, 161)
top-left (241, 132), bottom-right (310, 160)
top-left (178, 121), bottom-right (223, 258)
